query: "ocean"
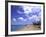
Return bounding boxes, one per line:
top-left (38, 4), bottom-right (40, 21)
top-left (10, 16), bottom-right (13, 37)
top-left (11, 25), bottom-right (26, 31)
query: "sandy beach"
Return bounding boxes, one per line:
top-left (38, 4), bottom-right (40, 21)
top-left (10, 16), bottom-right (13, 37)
top-left (17, 25), bottom-right (41, 31)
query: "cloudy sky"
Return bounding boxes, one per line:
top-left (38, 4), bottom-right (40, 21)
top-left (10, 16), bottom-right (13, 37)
top-left (11, 5), bottom-right (41, 25)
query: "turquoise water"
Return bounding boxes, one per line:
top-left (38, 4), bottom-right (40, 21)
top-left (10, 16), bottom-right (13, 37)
top-left (11, 25), bottom-right (25, 31)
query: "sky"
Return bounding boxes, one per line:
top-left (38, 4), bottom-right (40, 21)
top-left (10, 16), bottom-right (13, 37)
top-left (11, 5), bottom-right (41, 25)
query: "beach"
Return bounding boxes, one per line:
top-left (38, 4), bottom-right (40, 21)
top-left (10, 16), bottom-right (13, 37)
top-left (11, 24), bottom-right (41, 31)
top-left (16, 25), bottom-right (41, 31)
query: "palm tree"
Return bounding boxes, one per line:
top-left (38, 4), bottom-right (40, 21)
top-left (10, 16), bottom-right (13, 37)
top-left (33, 21), bottom-right (41, 25)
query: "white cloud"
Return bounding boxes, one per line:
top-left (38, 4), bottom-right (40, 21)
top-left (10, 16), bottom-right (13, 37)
top-left (24, 19), bottom-right (27, 22)
top-left (27, 15), bottom-right (40, 23)
top-left (11, 18), bottom-right (16, 25)
top-left (31, 15), bottom-right (40, 23)
top-left (18, 17), bottom-right (24, 21)
top-left (18, 17), bottom-right (27, 22)
top-left (22, 6), bottom-right (41, 15)
top-left (28, 17), bottom-right (32, 20)
top-left (32, 6), bottom-right (41, 13)
top-left (22, 6), bottom-right (32, 14)
top-left (17, 10), bottom-right (23, 14)
top-left (17, 10), bottom-right (22, 14)
top-left (12, 18), bottom-right (16, 22)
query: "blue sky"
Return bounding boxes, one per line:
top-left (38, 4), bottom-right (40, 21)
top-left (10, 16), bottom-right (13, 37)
top-left (11, 5), bottom-right (41, 25)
